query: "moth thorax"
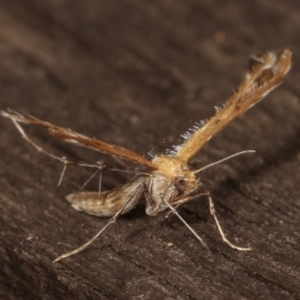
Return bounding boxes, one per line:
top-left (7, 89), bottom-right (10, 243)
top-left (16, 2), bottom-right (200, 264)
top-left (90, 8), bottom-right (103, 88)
top-left (152, 155), bottom-right (189, 176)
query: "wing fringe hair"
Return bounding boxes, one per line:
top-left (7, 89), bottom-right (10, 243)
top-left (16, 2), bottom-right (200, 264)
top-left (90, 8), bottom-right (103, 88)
top-left (175, 49), bottom-right (292, 161)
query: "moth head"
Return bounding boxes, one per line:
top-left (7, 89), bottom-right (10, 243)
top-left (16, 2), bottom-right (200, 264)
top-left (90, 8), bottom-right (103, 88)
top-left (174, 177), bottom-right (188, 194)
top-left (146, 155), bottom-right (199, 216)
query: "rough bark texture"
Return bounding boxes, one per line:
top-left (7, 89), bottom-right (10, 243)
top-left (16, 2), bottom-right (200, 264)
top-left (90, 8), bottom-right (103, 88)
top-left (0, 1), bottom-right (300, 299)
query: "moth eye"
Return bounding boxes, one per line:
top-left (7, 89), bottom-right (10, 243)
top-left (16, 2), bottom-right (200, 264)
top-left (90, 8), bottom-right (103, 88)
top-left (174, 177), bottom-right (187, 194)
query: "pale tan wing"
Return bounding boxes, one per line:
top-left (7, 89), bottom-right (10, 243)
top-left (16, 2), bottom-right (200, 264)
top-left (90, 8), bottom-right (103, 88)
top-left (66, 177), bottom-right (145, 217)
top-left (1, 110), bottom-right (158, 170)
top-left (175, 49), bottom-right (292, 161)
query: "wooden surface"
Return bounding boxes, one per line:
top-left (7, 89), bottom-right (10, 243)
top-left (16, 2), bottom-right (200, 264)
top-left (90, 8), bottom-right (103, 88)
top-left (0, 1), bottom-right (300, 299)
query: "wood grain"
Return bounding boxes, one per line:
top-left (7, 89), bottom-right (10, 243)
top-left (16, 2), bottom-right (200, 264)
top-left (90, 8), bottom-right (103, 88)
top-left (0, 1), bottom-right (300, 299)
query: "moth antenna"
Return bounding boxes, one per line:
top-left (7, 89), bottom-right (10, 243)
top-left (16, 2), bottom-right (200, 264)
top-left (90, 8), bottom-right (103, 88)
top-left (195, 150), bottom-right (256, 174)
top-left (53, 183), bottom-right (142, 263)
top-left (163, 198), bottom-right (208, 249)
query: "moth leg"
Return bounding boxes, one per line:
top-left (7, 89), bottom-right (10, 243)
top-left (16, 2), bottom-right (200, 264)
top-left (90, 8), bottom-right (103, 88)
top-left (165, 204), bottom-right (179, 218)
top-left (11, 117), bottom-right (110, 189)
top-left (143, 180), bottom-right (155, 208)
top-left (10, 118), bottom-right (65, 162)
top-left (1, 110), bottom-right (158, 169)
top-left (76, 167), bottom-right (101, 194)
top-left (207, 192), bottom-right (251, 251)
top-left (53, 182), bottom-right (143, 263)
top-left (9, 117), bottom-right (85, 187)
top-left (163, 198), bottom-right (208, 249)
top-left (57, 163), bottom-right (67, 188)
top-left (165, 191), bottom-right (209, 218)
top-left (173, 191), bottom-right (209, 206)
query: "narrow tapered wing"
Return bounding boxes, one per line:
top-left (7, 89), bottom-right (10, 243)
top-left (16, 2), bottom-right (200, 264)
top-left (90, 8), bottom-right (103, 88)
top-left (1, 110), bottom-right (158, 170)
top-left (175, 49), bottom-right (292, 161)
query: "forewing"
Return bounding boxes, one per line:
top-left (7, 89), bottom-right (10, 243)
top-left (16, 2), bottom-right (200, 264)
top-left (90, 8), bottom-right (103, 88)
top-left (1, 110), bottom-right (158, 170)
top-left (175, 49), bottom-right (292, 161)
top-left (66, 177), bottom-right (145, 217)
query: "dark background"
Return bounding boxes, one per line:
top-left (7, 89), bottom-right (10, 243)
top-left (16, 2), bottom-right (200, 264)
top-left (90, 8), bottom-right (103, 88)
top-left (0, 1), bottom-right (300, 299)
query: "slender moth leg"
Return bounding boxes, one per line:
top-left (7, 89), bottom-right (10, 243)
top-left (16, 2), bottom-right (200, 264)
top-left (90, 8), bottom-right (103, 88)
top-left (165, 191), bottom-right (209, 218)
top-left (143, 179), bottom-right (155, 208)
top-left (53, 182), bottom-right (143, 263)
top-left (163, 198), bottom-right (208, 249)
top-left (206, 191), bottom-right (251, 251)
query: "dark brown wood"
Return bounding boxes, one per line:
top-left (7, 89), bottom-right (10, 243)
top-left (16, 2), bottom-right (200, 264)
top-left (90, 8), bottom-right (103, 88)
top-left (0, 1), bottom-right (300, 299)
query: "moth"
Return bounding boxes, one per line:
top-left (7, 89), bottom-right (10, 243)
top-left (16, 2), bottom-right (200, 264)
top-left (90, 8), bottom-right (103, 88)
top-left (1, 49), bottom-right (292, 263)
